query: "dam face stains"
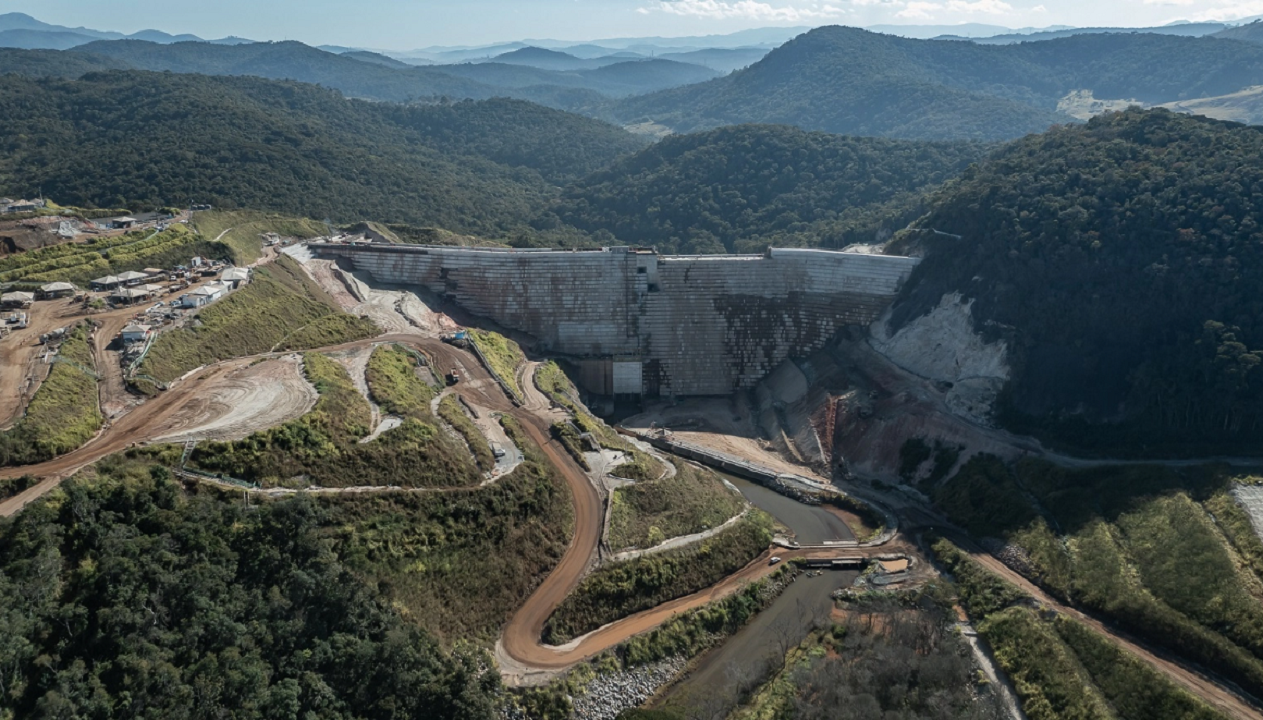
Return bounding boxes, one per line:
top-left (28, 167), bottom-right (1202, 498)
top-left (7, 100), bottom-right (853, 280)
top-left (313, 243), bottom-right (918, 397)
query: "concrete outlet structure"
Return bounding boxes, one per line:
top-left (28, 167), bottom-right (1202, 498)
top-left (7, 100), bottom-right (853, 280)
top-left (312, 243), bottom-right (919, 397)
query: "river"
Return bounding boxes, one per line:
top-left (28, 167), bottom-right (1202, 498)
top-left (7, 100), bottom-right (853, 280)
top-left (653, 473), bottom-right (858, 718)
top-left (721, 473), bottom-right (855, 544)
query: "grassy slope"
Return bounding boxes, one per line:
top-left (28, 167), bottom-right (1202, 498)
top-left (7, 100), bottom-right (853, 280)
top-left (608, 460), bottom-right (745, 551)
top-left (190, 353), bottom-right (481, 488)
top-left (0, 325), bottom-right (102, 466)
top-left (934, 539), bottom-right (1229, 720)
top-left (138, 254), bottom-right (378, 383)
top-left (0, 224), bottom-right (231, 287)
top-left (438, 395), bottom-right (496, 473)
top-left (365, 344), bottom-right (438, 418)
top-left (319, 415), bottom-right (573, 644)
top-left (536, 361), bottom-right (665, 481)
top-left (189, 210), bottom-right (327, 264)
top-left (468, 328), bottom-right (524, 398)
top-left (544, 512), bottom-right (774, 644)
top-left (935, 458), bottom-right (1263, 695)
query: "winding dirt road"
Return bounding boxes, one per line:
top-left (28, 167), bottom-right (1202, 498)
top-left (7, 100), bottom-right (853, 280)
top-left (5, 327), bottom-right (1260, 720)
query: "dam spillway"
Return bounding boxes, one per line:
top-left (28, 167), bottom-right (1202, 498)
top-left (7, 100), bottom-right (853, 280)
top-left (311, 243), bottom-right (919, 397)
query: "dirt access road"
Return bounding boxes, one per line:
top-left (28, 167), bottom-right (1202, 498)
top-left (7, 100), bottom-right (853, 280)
top-left (904, 514), bottom-right (1263, 720)
top-left (0, 333), bottom-right (610, 688)
top-left (5, 324), bottom-right (1263, 719)
top-left (971, 549), bottom-right (1263, 720)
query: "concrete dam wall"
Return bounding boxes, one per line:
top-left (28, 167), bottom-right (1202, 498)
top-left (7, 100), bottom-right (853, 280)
top-left (311, 243), bottom-right (919, 397)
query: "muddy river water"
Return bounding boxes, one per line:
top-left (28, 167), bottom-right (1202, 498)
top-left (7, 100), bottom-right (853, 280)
top-left (655, 473), bottom-right (859, 718)
top-left (721, 473), bottom-right (855, 544)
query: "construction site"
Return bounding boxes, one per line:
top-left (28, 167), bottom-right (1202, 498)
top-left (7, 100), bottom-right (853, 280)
top-left (4, 233), bottom-right (1262, 720)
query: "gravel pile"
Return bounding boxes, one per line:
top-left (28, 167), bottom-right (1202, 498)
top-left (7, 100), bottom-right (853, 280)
top-left (569, 657), bottom-right (686, 720)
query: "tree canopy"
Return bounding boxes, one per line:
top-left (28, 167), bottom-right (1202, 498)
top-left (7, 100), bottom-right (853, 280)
top-left (891, 108), bottom-right (1263, 454)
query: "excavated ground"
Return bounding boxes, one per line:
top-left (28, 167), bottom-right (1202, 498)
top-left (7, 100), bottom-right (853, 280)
top-left (152, 355), bottom-right (317, 443)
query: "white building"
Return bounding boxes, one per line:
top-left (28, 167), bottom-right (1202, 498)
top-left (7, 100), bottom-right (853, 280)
top-left (221, 267), bottom-right (249, 288)
top-left (120, 324), bottom-right (151, 344)
top-left (181, 282), bottom-right (228, 308)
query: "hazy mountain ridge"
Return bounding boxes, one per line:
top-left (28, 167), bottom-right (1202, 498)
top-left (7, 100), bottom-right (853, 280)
top-left (56, 39), bottom-right (717, 107)
top-left (608, 26), bottom-right (1263, 141)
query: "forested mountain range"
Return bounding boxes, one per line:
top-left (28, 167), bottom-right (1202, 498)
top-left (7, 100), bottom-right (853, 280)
top-left (4, 25), bottom-right (1263, 142)
top-left (888, 109), bottom-right (1263, 454)
top-left (543, 124), bottom-right (987, 254)
top-left (0, 71), bottom-right (644, 235)
top-left (606, 27), bottom-right (1263, 140)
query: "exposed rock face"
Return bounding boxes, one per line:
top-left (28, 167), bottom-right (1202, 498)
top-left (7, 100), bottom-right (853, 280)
top-left (869, 292), bottom-right (1009, 424)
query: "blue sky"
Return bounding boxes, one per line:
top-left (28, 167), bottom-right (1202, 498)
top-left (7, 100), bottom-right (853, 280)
top-left (11, 0), bottom-right (1262, 49)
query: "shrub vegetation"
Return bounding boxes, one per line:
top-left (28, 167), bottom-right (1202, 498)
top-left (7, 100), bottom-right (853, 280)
top-left (438, 395), bottom-right (496, 473)
top-left (536, 361), bottom-right (664, 480)
top-left (544, 513), bottom-right (774, 644)
top-left (318, 416), bottom-right (574, 644)
top-left (608, 460), bottom-right (745, 551)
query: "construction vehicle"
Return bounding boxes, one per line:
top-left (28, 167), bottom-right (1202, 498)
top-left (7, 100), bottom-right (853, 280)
top-left (446, 368), bottom-right (461, 385)
top-left (441, 330), bottom-right (470, 349)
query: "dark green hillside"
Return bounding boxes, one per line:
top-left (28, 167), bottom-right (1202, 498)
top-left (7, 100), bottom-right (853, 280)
top-left (890, 109), bottom-right (1263, 454)
top-left (609, 27), bottom-right (1070, 140)
top-left (579, 59), bottom-right (719, 97)
top-left (547, 124), bottom-right (987, 253)
top-left (1213, 20), bottom-right (1263, 44)
top-left (1004, 32), bottom-right (1263, 105)
top-left (608, 26), bottom-right (1263, 141)
top-left (0, 463), bottom-right (501, 719)
top-left (0, 46), bottom-right (123, 76)
top-left (0, 71), bottom-right (642, 234)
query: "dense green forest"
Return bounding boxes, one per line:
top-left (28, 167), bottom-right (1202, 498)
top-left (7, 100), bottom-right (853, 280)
top-left (0, 460), bottom-right (502, 719)
top-left (0, 70), bottom-right (642, 237)
top-left (607, 27), bottom-right (1263, 140)
top-left (891, 109), bottom-right (1263, 453)
top-left (547, 124), bottom-right (987, 253)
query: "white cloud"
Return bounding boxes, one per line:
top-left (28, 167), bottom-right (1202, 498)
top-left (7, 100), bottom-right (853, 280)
top-left (644, 0), bottom-right (853, 21)
top-left (1156, 0), bottom-right (1263, 19)
top-left (896, 0), bottom-right (1013, 18)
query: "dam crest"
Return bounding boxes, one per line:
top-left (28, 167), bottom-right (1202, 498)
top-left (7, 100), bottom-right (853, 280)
top-left (311, 243), bottom-right (919, 397)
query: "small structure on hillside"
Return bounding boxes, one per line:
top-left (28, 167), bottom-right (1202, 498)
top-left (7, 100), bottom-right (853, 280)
top-left (221, 267), bottom-right (249, 288)
top-left (120, 323), bottom-right (152, 344)
top-left (117, 270), bottom-right (149, 286)
top-left (110, 287), bottom-right (150, 304)
top-left (38, 281), bottom-right (76, 299)
top-left (3, 198), bottom-right (44, 214)
top-left (180, 282), bottom-right (227, 308)
top-left (90, 275), bottom-right (123, 291)
top-left (1, 291), bottom-right (34, 308)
